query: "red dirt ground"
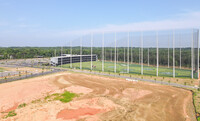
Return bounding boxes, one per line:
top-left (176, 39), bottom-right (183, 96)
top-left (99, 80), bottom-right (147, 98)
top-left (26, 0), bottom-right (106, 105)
top-left (0, 72), bottom-right (197, 121)
top-left (57, 108), bottom-right (105, 120)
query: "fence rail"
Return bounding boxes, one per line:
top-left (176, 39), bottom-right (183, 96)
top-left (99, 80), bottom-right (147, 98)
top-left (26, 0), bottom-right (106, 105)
top-left (0, 69), bottom-right (62, 84)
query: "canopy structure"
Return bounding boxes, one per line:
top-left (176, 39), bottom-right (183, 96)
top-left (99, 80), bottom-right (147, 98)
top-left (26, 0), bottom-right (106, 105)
top-left (58, 29), bottom-right (199, 79)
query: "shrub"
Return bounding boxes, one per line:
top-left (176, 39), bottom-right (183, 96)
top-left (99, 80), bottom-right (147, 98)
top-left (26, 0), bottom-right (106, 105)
top-left (184, 82), bottom-right (186, 85)
top-left (54, 91), bottom-right (76, 103)
top-left (18, 103), bottom-right (26, 108)
top-left (197, 116), bottom-right (200, 121)
top-left (4, 110), bottom-right (17, 118)
top-left (31, 99), bottom-right (41, 103)
top-left (194, 92), bottom-right (197, 97)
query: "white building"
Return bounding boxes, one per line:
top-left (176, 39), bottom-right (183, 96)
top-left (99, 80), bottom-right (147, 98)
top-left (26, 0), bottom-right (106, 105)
top-left (50, 54), bottom-right (98, 66)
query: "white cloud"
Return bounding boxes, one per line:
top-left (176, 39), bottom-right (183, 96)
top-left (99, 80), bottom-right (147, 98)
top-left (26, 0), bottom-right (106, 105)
top-left (0, 21), bottom-right (9, 26)
top-left (0, 11), bottom-right (200, 46)
top-left (15, 23), bottom-right (40, 28)
top-left (17, 17), bottom-right (27, 22)
top-left (60, 11), bottom-right (200, 35)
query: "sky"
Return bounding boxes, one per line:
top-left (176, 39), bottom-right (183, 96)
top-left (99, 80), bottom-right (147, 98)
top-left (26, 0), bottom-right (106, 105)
top-left (0, 0), bottom-right (200, 47)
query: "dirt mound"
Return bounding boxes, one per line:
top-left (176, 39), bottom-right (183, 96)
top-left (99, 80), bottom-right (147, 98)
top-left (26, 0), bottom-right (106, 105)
top-left (65, 85), bottom-right (93, 94)
top-left (122, 88), bottom-right (152, 100)
top-left (0, 72), bottom-right (196, 121)
top-left (0, 73), bottom-right (59, 112)
top-left (57, 76), bottom-right (71, 85)
top-left (55, 97), bottom-right (121, 120)
top-left (57, 108), bottom-right (105, 120)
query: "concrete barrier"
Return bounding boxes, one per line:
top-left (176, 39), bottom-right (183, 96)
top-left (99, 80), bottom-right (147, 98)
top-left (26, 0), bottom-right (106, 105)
top-left (126, 78), bottom-right (138, 82)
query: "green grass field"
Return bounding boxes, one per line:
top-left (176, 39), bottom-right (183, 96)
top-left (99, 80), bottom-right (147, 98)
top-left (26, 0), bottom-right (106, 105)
top-left (61, 61), bottom-right (195, 79)
top-left (0, 67), bottom-right (4, 72)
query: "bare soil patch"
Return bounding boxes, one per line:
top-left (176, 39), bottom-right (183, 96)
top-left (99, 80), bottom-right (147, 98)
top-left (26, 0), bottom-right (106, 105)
top-left (65, 85), bottom-right (93, 94)
top-left (57, 108), bottom-right (105, 120)
top-left (0, 72), bottom-right (196, 121)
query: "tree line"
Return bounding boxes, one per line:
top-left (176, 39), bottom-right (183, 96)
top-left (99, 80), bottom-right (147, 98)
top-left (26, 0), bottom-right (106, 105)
top-left (0, 47), bottom-right (197, 68)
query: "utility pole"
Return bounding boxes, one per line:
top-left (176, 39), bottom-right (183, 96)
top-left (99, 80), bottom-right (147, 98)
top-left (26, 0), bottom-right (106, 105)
top-left (114, 32), bottom-right (117, 73)
top-left (127, 32), bottom-right (130, 73)
top-left (191, 29), bottom-right (194, 79)
top-left (70, 40), bottom-right (72, 68)
top-left (110, 47), bottom-right (112, 62)
top-left (156, 31), bottom-right (159, 77)
top-left (124, 47), bottom-right (125, 63)
top-left (141, 31), bottom-right (143, 75)
top-left (173, 30), bottom-right (175, 78)
top-left (168, 34), bottom-right (170, 68)
top-left (198, 29), bottom-right (199, 79)
top-left (91, 33), bottom-right (93, 70)
top-left (180, 32), bottom-right (182, 69)
top-left (102, 32), bottom-right (104, 72)
top-left (148, 48), bottom-right (149, 66)
top-left (131, 33), bottom-right (133, 64)
top-left (61, 44), bottom-right (63, 67)
top-left (80, 35), bottom-right (82, 70)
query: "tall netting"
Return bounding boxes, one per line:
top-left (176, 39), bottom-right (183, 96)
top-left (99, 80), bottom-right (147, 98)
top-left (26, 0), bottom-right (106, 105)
top-left (81, 34), bottom-right (91, 70)
top-left (59, 29), bottom-right (199, 79)
top-left (143, 31), bottom-right (157, 76)
top-left (103, 32), bottom-right (115, 73)
top-left (193, 29), bottom-right (199, 79)
top-left (116, 32), bottom-right (128, 74)
top-left (129, 32), bottom-right (141, 75)
top-left (92, 33), bottom-right (102, 72)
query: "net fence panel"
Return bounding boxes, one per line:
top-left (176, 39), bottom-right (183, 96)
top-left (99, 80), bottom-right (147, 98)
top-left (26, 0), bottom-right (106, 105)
top-left (158, 30), bottom-right (173, 77)
top-left (60, 39), bottom-right (71, 68)
top-left (77, 34), bottom-right (91, 70)
top-left (129, 32), bottom-right (141, 75)
top-left (57, 28), bottom-right (198, 79)
top-left (72, 37), bottom-right (79, 69)
top-left (193, 29), bottom-right (199, 79)
top-left (116, 32), bottom-right (128, 74)
top-left (143, 31), bottom-right (157, 76)
top-left (174, 30), bottom-right (191, 78)
top-left (104, 32), bottom-right (115, 73)
top-left (92, 33), bottom-right (102, 72)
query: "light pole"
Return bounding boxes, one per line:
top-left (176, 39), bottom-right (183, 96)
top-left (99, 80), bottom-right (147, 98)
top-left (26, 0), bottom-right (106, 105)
top-left (173, 30), bottom-right (175, 78)
top-left (114, 32), bottom-right (117, 73)
top-left (102, 32), bottom-right (104, 72)
top-left (91, 33), bottom-right (93, 70)
top-left (127, 32), bottom-right (130, 73)
top-left (156, 31), bottom-right (159, 77)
